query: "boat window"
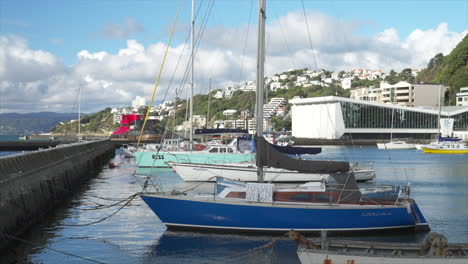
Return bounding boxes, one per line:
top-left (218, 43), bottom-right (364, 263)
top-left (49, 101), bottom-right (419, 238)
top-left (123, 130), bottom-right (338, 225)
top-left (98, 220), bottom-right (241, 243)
top-left (221, 148), bottom-right (227, 153)
top-left (290, 193), bottom-right (312, 202)
top-left (233, 192), bottom-right (246, 199)
top-left (209, 148), bottom-right (219, 153)
top-left (315, 193), bottom-right (336, 202)
top-left (228, 148), bottom-right (233, 153)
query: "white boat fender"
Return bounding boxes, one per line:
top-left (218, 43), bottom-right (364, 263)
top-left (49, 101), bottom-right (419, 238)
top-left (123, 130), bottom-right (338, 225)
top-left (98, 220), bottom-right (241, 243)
top-left (406, 202), bottom-right (412, 214)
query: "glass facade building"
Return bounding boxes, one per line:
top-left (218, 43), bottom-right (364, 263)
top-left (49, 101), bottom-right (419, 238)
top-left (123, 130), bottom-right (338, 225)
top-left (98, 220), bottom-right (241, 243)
top-left (291, 96), bottom-right (468, 140)
top-left (340, 102), bottom-right (468, 131)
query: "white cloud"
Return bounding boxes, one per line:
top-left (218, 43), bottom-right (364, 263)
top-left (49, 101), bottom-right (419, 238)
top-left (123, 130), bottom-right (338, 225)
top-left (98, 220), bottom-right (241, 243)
top-left (0, 10), bottom-right (466, 113)
top-left (101, 18), bottom-right (144, 39)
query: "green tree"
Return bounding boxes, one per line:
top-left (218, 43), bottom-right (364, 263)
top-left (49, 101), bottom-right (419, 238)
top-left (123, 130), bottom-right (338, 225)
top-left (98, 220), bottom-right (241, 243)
top-left (385, 69), bottom-right (399, 84)
top-left (398, 68), bottom-right (415, 83)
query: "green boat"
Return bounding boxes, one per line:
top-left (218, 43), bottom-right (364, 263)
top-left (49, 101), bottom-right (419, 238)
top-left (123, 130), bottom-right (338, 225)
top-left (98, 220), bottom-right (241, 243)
top-left (135, 137), bottom-right (254, 168)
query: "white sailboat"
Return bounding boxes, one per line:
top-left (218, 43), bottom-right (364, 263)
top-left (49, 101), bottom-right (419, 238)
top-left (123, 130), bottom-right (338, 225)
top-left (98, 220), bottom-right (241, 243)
top-left (377, 101), bottom-right (415, 149)
top-left (167, 161), bottom-right (375, 182)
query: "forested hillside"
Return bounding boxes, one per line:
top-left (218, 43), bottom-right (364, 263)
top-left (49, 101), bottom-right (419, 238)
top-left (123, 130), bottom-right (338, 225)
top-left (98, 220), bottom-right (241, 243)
top-left (50, 108), bottom-right (118, 134)
top-left (417, 34), bottom-right (468, 103)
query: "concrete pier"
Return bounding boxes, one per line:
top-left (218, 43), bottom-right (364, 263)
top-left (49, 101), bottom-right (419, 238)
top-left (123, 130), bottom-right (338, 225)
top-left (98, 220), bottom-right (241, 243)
top-left (0, 140), bottom-right (115, 251)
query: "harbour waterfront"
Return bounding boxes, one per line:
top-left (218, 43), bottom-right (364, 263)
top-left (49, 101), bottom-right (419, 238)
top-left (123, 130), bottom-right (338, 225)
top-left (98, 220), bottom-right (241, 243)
top-left (1, 146), bottom-right (467, 263)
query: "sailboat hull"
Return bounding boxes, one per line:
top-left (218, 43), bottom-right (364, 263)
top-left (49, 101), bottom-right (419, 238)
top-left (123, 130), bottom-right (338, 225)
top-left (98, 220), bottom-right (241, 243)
top-left (135, 151), bottom-right (254, 168)
top-left (421, 147), bottom-right (468, 154)
top-left (169, 162), bottom-right (375, 182)
top-left (377, 142), bottom-right (416, 149)
top-left (140, 195), bottom-right (428, 233)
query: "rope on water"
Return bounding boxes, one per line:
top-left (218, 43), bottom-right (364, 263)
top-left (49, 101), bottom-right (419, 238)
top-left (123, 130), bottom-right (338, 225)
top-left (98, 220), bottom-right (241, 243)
top-left (201, 240), bottom-right (277, 264)
top-left (62, 193), bottom-right (140, 226)
top-left (201, 232), bottom-right (290, 264)
top-left (78, 193), bottom-right (141, 211)
top-left (0, 232), bottom-right (107, 264)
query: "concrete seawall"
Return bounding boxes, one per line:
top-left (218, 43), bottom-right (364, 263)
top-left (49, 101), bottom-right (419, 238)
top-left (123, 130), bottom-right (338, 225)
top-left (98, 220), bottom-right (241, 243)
top-left (0, 140), bottom-right (115, 251)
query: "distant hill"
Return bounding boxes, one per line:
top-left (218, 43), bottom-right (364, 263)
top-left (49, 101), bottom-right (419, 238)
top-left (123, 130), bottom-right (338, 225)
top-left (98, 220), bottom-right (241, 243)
top-left (0, 112), bottom-right (78, 135)
top-left (417, 34), bottom-right (468, 103)
top-left (50, 107), bottom-right (118, 135)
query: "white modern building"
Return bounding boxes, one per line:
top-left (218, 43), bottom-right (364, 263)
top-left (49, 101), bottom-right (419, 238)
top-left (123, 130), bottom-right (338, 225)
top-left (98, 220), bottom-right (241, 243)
top-left (291, 96), bottom-right (468, 140)
top-left (456, 87), bottom-right (468, 106)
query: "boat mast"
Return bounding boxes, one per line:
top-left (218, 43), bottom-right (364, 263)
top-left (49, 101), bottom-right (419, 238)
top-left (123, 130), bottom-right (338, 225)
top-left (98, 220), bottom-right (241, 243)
top-left (390, 89), bottom-right (394, 142)
top-left (437, 85), bottom-right (442, 141)
top-left (78, 86), bottom-right (81, 140)
top-left (189, 0), bottom-right (195, 151)
top-left (207, 77), bottom-right (211, 128)
top-left (255, 0), bottom-right (266, 182)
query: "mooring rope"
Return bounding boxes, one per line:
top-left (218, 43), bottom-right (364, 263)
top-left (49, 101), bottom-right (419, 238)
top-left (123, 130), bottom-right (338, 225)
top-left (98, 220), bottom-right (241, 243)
top-left (199, 232), bottom-right (291, 264)
top-left (62, 193), bottom-right (140, 227)
top-left (78, 193), bottom-right (141, 211)
top-left (0, 232), bottom-right (107, 264)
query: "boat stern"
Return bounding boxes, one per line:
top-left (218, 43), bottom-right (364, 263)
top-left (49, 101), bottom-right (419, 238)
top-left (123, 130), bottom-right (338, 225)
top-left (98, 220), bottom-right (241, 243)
top-left (409, 200), bottom-right (430, 232)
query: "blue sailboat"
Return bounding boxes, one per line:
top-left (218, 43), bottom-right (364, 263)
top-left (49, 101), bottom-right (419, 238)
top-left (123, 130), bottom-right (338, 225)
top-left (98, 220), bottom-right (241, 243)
top-left (140, 0), bottom-right (429, 234)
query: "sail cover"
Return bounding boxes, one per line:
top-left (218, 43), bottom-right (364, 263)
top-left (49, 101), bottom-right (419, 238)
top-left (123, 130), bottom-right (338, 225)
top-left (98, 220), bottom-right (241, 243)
top-left (255, 136), bottom-right (350, 174)
top-left (271, 144), bottom-right (322, 155)
top-left (327, 172), bottom-right (362, 203)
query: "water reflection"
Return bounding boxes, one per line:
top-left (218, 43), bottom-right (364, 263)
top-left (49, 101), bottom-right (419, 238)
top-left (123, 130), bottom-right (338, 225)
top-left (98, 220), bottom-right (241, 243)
top-left (142, 230), bottom-right (300, 264)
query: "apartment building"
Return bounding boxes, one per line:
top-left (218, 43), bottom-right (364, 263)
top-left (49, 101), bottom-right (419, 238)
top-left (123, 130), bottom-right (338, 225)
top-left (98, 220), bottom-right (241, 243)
top-left (456, 87), bottom-right (468, 106)
top-left (351, 82), bottom-right (445, 107)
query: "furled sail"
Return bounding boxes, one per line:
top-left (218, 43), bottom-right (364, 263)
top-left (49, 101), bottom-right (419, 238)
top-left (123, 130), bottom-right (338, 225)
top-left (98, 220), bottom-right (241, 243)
top-left (271, 144), bottom-right (322, 155)
top-left (255, 136), bottom-right (350, 174)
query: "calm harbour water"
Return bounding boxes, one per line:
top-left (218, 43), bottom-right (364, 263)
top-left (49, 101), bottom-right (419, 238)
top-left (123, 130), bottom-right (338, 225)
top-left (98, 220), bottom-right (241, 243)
top-left (1, 145), bottom-right (467, 263)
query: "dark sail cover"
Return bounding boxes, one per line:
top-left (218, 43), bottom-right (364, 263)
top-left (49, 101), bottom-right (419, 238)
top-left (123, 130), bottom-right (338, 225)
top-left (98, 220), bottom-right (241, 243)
top-left (438, 136), bottom-right (461, 142)
top-left (327, 172), bottom-right (362, 203)
top-left (255, 136), bottom-right (350, 174)
top-left (272, 144), bottom-right (322, 155)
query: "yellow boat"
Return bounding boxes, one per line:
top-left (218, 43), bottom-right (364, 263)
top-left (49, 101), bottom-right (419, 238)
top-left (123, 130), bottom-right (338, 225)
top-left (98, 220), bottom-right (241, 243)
top-left (422, 142), bottom-right (468, 154)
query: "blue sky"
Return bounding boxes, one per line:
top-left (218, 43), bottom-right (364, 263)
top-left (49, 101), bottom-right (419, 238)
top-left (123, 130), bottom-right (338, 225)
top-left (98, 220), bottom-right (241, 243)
top-left (0, 0), bottom-right (467, 113)
top-left (2, 0), bottom-right (466, 65)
